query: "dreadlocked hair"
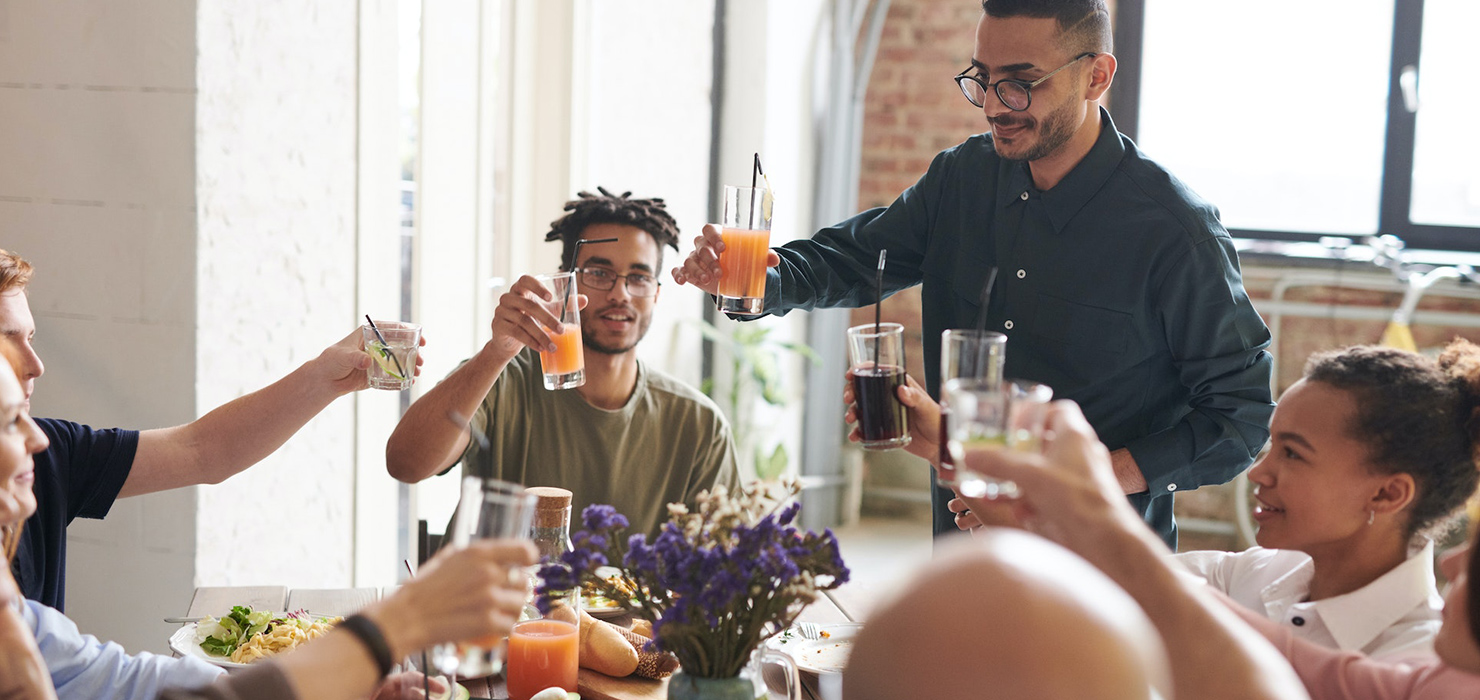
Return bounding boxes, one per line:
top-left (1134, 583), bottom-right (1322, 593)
top-left (545, 187), bottom-right (682, 271)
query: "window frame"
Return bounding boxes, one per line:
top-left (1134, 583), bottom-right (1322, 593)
top-left (1110, 0), bottom-right (1477, 252)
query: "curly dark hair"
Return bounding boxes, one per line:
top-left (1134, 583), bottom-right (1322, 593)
top-left (544, 187), bottom-right (681, 271)
top-left (981, 0), bottom-right (1113, 56)
top-left (1304, 340), bottom-right (1480, 541)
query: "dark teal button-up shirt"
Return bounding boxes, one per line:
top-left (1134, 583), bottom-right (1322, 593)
top-left (762, 108), bottom-right (1274, 546)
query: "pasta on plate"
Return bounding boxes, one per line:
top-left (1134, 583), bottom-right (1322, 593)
top-left (196, 605), bottom-right (342, 664)
top-left (228, 616), bottom-right (338, 663)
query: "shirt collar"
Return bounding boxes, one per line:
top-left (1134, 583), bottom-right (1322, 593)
top-left (1311, 539), bottom-right (1439, 653)
top-left (998, 106), bottom-right (1127, 234)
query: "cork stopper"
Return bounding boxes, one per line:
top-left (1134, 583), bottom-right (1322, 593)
top-left (527, 487), bottom-right (573, 528)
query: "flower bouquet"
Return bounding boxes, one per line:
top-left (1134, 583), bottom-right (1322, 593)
top-left (535, 481), bottom-right (849, 681)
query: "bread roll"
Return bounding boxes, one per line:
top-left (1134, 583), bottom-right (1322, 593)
top-left (577, 608), bottom-right (638, 677)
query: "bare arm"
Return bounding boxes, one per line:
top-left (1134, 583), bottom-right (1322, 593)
top-left (1110, 448), bottom-right (1147, 494)
top-left (120, 327), bottom-right (415, 498)
top-left (384, 342), bottom-right (509, 483)
top-left (962, 403), bottom-right (1308, 700)
top-left (385, 276), bottom-right (584, 483)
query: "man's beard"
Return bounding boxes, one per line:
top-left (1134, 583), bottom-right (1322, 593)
top-left (581, 306), bottom-right (652, 356)
top-left (991, 95), bottom-right (1079, 163)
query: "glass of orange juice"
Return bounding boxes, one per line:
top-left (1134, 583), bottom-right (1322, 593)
top-left (534, 271), bottom-right (585, 390)
top-left (433, 477), bottom-right (537, 679)
top-left (505, 618), bottom-right (580, 700)
top-left (717, 185), bottom-right (773, 316)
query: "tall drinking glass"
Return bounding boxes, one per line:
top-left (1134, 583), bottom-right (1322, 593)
top-left (937, 330), bottom-right (1006, 486)
top-left (362, 321), bottom-right (422, 391)
top-left (534, 272), bottom-right (585, 390)
top-left (1006, 381), bottom-right (1054, 454)
top-left (717, 185), bottom-right (773, 316)
top-left (433, 477), bottom-right (537, 679)
top-left (945, 379), bottom-right (1053, 499)
top-left (847, 323), bottom-right (911, 450)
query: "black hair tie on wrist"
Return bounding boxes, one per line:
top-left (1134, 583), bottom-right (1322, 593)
top-left (339, 614), bottom-right (394, 679)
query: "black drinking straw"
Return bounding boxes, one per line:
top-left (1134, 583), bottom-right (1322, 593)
top-left (364, 315), bottom-right (406, 378)
top-left (874, 249), bottom-right (888, 369)
top-left (752, 153), bottom-right (762, 190)
top-left (970, 267), bottom-right (999, 377)
top-left (560, 237), bottom-right (619, 319)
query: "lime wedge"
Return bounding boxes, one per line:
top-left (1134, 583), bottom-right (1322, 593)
top-left (761, 174), bottom-right (775, 221)
top-left (369, 343), bottom-right (406, 380)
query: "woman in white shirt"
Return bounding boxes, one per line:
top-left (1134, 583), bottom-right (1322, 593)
top-left (1174, 341), bottom-right (1480, 661)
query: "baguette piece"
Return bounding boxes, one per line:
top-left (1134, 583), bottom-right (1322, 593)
top-left (615, 625), bottom-right (680, 679)
top-left (577, 608), bottom-right (639, 677)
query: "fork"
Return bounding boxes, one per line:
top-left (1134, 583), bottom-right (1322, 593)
top-left (795, 620), bottom-right (822, 641)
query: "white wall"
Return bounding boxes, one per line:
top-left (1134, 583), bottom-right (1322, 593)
top-left (0, 0), bottom-right (201, 655)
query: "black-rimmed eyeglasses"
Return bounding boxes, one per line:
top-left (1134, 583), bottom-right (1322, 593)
top-left (577, 267), bottom-right (660, 297)
top-left (954, 52), bottom-right (1097, 111)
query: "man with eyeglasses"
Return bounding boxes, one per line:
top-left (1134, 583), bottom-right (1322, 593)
top-left (674, 0), bottom-right (1273, 548)
top-left (388, 188), bottom-right (739, 539)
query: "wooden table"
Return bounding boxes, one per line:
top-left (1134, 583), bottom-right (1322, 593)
top-left (183, 586), bottom-right (859, 700)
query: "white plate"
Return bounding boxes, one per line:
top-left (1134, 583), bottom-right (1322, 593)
top-left (168, 616), bottom-right (342, 672)
top-left (582, 602), bottom-right (629, 619)
top-left (764, 623), bottom-right (863, 675)
top-left (169, 624), bottom-right (250, 670)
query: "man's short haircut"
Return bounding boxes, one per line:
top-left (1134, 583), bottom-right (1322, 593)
top-left (981, 0), bottom-right (1113, 56)
top-left (544, 187), bottom-right (682, 271)
top-left (0, 249), bottom-right (34, 295)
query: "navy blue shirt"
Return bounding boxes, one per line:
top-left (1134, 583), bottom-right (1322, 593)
top-left (12, 418), bottom-right (137, 611)
top-left (761, 109), bottom-right (1274, 546)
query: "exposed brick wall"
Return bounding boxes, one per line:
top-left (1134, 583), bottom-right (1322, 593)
top-left (858, 0), bottom-right (983, 211)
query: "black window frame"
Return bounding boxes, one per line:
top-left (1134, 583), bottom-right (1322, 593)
top-left (1110, 0), bottom-right (1478, 252)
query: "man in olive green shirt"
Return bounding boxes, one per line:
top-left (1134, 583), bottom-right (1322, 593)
top-left (387, 189), bottom-right (740, 539)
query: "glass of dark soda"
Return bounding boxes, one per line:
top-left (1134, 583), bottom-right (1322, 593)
top-left (847, 323), bottom-right (911, 450)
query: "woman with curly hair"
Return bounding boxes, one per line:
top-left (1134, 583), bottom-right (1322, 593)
top-left (1173, 341), bottom-right (1480, 661)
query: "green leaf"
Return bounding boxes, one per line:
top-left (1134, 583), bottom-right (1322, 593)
top-left (756, 443), bottom-right (788, 480)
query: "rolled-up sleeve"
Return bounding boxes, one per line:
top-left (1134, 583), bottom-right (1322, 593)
top-left (1126, 235), bottom-right (1274, 493)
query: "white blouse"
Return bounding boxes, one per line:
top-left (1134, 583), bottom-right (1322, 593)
top-left (1173, 540), bottom-right (1442, 662)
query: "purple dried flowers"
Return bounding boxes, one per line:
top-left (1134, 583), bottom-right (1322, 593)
top-left (534, 480), bottom-right (849, 679)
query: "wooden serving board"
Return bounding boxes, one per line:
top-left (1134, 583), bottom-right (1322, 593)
top-left (577, 669), bottom-right (669, 700)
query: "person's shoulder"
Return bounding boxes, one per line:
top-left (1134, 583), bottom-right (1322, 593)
top-left (31, 418), bottom-right (132, 452)
top-left (1112, 137), bottom-right (1228, 247)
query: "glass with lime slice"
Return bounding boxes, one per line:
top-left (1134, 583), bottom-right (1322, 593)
top-left (361, 321), bottom-right (421, 390)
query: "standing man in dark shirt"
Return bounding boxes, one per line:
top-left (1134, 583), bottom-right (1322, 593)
top-left (0, 249), bottom-right (415, 609)
top-left (672, 0), bottom-right (1274, 546)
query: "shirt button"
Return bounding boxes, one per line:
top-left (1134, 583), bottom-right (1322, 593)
top-left (1004, 320), bottom-right (1014, 330)
top-left (1292, 616), bottom-right (1306, 627)
top-left (1019, 191), bottom-right (1029, 201)
top-left (1166, 483), bottom-right (1177, 492)
top-left (1016, 269), bottom-right (1026, 279)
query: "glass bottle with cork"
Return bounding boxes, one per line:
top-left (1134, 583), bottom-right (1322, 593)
top-left (506, 487), bottom-right (580, 700)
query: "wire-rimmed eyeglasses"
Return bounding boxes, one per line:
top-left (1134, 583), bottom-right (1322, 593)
top-left (954, 52), bottom-right (1097, 111)
top-left (576, 267), bottom-right (660, 297)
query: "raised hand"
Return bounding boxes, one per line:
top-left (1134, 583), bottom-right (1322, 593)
top-left (670, 224), bottom-right (780, 294)
top-left (488, 275), bottom-right (588, 363)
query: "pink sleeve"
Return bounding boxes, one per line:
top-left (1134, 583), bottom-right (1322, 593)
top-left (1226, 595), bottom-right (1476, 700)
top-left (1277, 624), bottom-right (1474, 700)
